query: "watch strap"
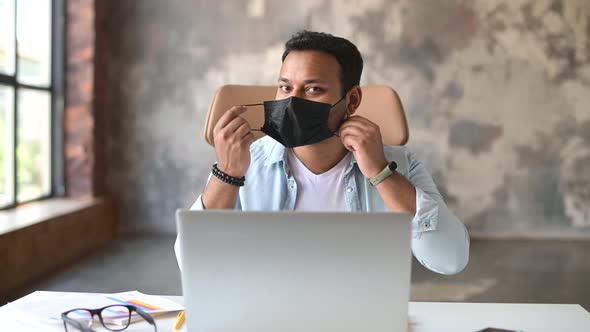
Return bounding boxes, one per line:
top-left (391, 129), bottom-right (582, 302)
top-left (369, 161), bottom-right (397, 186)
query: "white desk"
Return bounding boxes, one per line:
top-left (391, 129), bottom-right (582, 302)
top-left (2, 291), bottom-right (589, 331)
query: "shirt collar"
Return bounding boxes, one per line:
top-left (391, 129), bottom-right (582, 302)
top-left (263, 137), bottom-right (359, 169)
top-left (263, 139), bottom-right (287, 166)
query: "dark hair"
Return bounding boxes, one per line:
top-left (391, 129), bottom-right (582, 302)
top-left (282, 30), bottom-right (363, 95)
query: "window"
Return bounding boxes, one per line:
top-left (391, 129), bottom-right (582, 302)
top-left (0, 0), bottom-right (61, 209)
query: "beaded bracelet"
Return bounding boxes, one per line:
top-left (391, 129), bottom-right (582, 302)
top-left (211, 163), bottom-right (245, 187)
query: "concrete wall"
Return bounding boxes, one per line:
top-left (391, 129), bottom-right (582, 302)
top-left (103, 0), bottom-right (590, 237)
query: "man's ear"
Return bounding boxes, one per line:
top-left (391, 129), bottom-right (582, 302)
top-left (346, 86), bottom-right (362, 116)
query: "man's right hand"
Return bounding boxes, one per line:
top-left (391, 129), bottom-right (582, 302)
top-left (213, 106), bottom-right (255, 178)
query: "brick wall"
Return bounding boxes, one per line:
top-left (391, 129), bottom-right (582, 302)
top-left (64, 0), bottom-right (108, 197)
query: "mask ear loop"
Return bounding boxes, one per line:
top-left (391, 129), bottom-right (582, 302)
top-left (331, 95), bottom-right (348, 137)
top-left (240, 103), bottom-right (264, 131)
top-left (330, 96), bottom-right (346, 108)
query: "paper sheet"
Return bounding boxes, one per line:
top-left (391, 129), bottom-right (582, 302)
top-left (3, 291), bottom-right (184, 325)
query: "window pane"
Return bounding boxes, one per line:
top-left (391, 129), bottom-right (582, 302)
top-left (17, 0), bottom-right (51, 86)
top-left (17, 88), bottom-right (50, 202)
top-left (0, 85), bottom-right (14, 206)
top-left (0, 0), bottom-right (15, 75)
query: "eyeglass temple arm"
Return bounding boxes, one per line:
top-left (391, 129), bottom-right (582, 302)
top-left (134, 307), bottom-right (158, 331)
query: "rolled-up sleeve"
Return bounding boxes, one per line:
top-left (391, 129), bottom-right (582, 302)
top-left (174, 195), bottom-right (206, 270)
top-left (413, 187), bottom-right (439, 232)
top-left (405, 150), bottom-right (470, 275)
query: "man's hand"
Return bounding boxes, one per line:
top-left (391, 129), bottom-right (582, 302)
top-left (339, 116), bottom-right (388, 179)
top-left (213, 106), bottom-right (255, 178)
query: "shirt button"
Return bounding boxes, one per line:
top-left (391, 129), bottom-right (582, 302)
top-left (346, 187), bottom-right (353, 193)
top-left (289, 184), bottom-right (295, 189)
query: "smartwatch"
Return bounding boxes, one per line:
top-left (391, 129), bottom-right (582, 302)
top-left (369, 161), bottom-right (397, 186)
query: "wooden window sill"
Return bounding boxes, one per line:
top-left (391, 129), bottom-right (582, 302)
top-left (0, 197), bottom-right (115, 303)
top-left (0, 198), bottom-right (100, 236)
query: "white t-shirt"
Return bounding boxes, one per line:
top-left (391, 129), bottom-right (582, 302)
top-left (287, 149), bottom-right (353, 211)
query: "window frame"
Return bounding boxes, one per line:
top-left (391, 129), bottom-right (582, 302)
top-left (0, 0), bottom-right (64, 210)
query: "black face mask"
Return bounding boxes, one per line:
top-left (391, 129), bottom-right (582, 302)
top-left (246, 96), bottom-right (345, 148)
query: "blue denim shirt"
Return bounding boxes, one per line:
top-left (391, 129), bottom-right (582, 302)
top-left (176, 136), bottom-right (470, 275)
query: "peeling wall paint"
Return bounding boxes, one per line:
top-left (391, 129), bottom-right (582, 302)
top-left (105, 0), bottom-right (590, 236)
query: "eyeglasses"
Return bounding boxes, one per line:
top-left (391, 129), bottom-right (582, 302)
top-left (61, 304), bottom-right (158, 332)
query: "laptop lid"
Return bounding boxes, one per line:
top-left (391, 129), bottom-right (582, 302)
top-left (176, 210), bottom-right (412, 332)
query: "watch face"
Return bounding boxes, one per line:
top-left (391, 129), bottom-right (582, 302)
top-left (388, 161), bottom-right (398, 172)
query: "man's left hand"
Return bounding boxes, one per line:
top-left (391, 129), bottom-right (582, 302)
top-left (338, 116), bottom-right (388, 179)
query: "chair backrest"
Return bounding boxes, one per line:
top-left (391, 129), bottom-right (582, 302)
top-left (203, 85), bottom-right (409, 146)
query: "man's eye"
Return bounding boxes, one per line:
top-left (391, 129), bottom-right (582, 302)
top-left (280, 86), bottom-right (291, 92)
top-left (306, 86), bottom-right (323, 94)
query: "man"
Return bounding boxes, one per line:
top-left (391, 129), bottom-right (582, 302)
top-left (176, 31), bottom-right (469, 275)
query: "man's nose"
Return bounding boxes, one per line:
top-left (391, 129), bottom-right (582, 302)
top-left (288, 87), bottom-right (305, 99)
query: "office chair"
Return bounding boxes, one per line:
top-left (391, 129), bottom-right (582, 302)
top-left (203, 85), bottom-right (409, 146)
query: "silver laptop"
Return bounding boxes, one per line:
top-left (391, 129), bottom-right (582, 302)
top-left (176, 210), bottom-right (412, 332)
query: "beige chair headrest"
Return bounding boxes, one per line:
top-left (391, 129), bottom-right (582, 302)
top-left (203, 85), bottom-right (409, 146)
